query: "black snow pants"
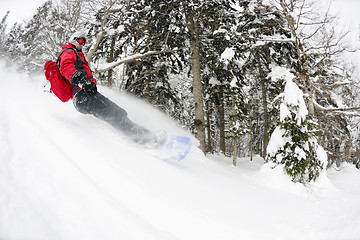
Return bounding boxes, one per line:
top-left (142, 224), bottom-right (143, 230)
top-left (72, 88), bottom-right (157, 144)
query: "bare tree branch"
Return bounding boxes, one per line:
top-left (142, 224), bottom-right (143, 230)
top-left (313, 99), bottom-right (360, 114)
top-left (94, 47), bottom-right (187, 73)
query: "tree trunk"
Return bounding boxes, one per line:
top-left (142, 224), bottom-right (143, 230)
top-left (106, 35), bottom-right (116, 87)
top-left (249, 104), bottom-right (253, 161)
top-left (186, 11), bottom-right (206, 153)
top-left (256, 52), bottom-right (269, 158)
top-left (205, 101), bottom-right (213, 153)
top-left (302, 70), bottom-right (315, 117)
top-left (119, 45), bottom-right (128, 90)
top-left (260, 77), bottom-right (269, 157)
top-left (217, 88), bottom-right (226, 154)
top-left (233, 140), bottom-right (237, 166)
top-left (232, 93), bottom-right (237, 166)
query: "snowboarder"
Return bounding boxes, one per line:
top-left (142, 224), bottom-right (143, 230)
top-left (58, 31), bottom-right (161, 145)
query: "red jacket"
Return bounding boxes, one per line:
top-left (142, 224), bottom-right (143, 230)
top-left (58, 43), bottom-right (96, 85)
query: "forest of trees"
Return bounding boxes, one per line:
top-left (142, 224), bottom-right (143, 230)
top-left (0, 0), bottom-right (359, 182)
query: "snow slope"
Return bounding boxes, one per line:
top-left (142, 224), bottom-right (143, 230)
top-left (1, 61), bottom-right (360, 240)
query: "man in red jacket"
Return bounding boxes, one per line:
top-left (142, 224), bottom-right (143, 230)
top-left (59, 31), bottom-right (160, 145)
top-left (59, 32), bottom-right (97, 97)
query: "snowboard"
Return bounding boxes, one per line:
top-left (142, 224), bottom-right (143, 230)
top-left (156, 135), bottom-right (191, 161)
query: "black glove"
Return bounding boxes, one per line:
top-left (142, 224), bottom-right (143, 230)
top-left (71, 70), bottom-right (97, 95)
top-left (70, 70), bottom-right (87, 86)
top-left (82, 80), bottom-right (97, 95)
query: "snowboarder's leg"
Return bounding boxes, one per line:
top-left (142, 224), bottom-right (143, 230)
top-left (73, 89), bottom-right (157, 144)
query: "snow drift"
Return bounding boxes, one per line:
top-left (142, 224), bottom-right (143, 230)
top-left (1, 61), bottom-right (360, 240)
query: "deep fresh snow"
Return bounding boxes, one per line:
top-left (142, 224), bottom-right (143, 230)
top-left (1, 61), bottom-right (360, 240)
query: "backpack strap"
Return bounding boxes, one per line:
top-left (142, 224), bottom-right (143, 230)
top-left (56, 47), bottom-right (79, 69)
top-left (56, 47), bottom-right (80, 81)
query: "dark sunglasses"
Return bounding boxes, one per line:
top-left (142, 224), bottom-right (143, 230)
top-left (76, 38), bottom-right (86, 45)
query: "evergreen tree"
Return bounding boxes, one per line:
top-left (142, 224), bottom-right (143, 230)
top-left (273, 0), bottom-right (358, 166)
top-left (5, 0), bottom-right (85, 73)
top-left (0, 11), bottom-right (9, 50)
top-left (86, 0), bottom-right (186, 123)
top-left (226, 0), bottom-right (297, 158)
top-left (266, 67), bottom-right (327, 183)
top-left (4, 23), bottom-right (22, 58)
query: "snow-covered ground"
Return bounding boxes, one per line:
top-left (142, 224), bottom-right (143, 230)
top-left (1, 61), bottom-right (360, 240)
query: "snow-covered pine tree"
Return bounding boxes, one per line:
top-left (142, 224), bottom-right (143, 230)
top-left (5, 0), bottom-right (85, 73)
top-left (0, 11), bottom-right (9, 52)
top-left (274, 0), bottom-right (359, 166)
top-left (114, 0), bottom-right (189, 130)
top-left (227, 0), bottom-right (296, 158)
top-left (266, 66), bottom-right (328, 183)
top-left (3, 22), bottom-right (22, 59)
top-left (86, 0), bottom-right (187, 113)
top-left (124, 0), bottom-right (184, 107)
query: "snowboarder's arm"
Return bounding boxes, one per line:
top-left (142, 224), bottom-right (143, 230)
top-left (59, 50), bottom-right (78, 82)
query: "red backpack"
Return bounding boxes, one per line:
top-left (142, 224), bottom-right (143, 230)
top-left (44, 48), bottom-right (75, 102)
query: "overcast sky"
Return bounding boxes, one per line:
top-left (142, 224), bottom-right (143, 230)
top-left (1, 0), bottom-right (47, 29)
top-left (332, 0), bottom-right (360, 27)
top-left (1, 0), bottom-right (359, 28)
